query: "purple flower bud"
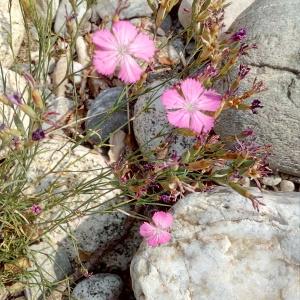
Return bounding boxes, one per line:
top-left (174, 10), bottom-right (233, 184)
top-left (231, 28), bottom-right (247, 41)
top-left (23, 72), bottom-right (36, 88)
top-left (160, 194), bottom-right (171, 203)
top-left (32, 128), bottom-right (45, 141)
top-left (170, 150), bottom-right (178, 160)
top-left (239, 43), bottom-right (257, 55)
top-left (0, 123), bottom-right (6, 130)
top-left (242, 128), bottom-right (255, 137)
top-left (250, 99), bottom-right (263, 114)
top-left (238, 64), bottom-right (251, 79)
top-left (204, 64), bottom-right (218, 77)
top-left (7, 93), bottom-right (23, 106)
top-left (31, 204), bottom-right (42, 215)
top-left (143, 163), bottom-right (154, 171)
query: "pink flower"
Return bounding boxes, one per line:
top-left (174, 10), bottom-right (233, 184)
top-left (92, 21), bottom-right (155, 84)
top-left (161, 78), bottom-right (222, 133)
top-left (31, 204), bottom-right (42, 215)
top-left (140, 211), bottom-right (173, 247)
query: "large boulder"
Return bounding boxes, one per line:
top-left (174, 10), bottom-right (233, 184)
top-left (215, 0), bottom-right (300, 176)
top-left (0, 0), bottom-right (25, 67)
top-left (131, 187), bottom-right (300, 300)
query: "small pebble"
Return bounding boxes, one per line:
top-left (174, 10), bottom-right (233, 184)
top-left (168, 44), bottom-right (181, 65)
top-left (71, 61), bottom-right (84, 85)
top-left (279, 180), bottom-right (295, 192)
top-left (262, 175), bottom-right (282, 187)
top-left (240, 177), bottom-right (250, 187)
top-left (72, 274), bottom-right (123, 300)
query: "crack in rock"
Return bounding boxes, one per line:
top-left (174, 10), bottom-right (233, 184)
top-left (249, 62), bottom-right (300, 76)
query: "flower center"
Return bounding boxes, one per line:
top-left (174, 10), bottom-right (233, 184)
top-left (117, 45), bottom-right (128, 56)
top-left (185, 102), bottom-right (196, 112)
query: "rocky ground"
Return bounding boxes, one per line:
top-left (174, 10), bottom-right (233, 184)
top-left (0, 0), bottom-right (299, 300)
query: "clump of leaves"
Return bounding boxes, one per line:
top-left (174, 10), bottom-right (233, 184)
top-left (114, 130), bottom-right (271, 211)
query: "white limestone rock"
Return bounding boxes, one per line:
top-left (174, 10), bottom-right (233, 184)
top-left (54, 0), bottom-right (88, 36)
top-left (25, 240), bottom-right (72, 300)
top-left (0, 69), bottom-right (30, 145)
top-left (131, 187), bottom-right (300, 300)
top-left (24, 138), bottom-right (127, 261)
top-left (95, 0), bottom-right (152, 20)
top-left (35, 0), bottom-right (60, 21)
top-left (280, 180), bottom-right (295, 192)
top-left (0, 0), bottom-right (25, 67)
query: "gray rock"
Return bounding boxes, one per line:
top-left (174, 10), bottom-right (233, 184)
top-left (215, 0), bottom-right (300, 176)
top-left (25, 240), bottom-right (72, 300)
top-left (262, 175), bottom-right (282, 187)
top-left (131, 187), bottom-right (300, 300)
top-left (54, 0), bottom-right (87, 36)
top-left (0, 0), bottom-right (25, 68)
top-left (160, 15), bottom-right (172, 33)
top-left (133, 81), bottom-right (196, 155)
top-left (72, 274), bottom-right (123, 300)
top-left (100, 222), bottom-right (142, 271)
top-left (156, 36), bottom-right (181, 66)
top-left (86, 87), bottom-right (128, 144)
top-left (280, 180), bottom-right (295, 192)
top-left (95, 0), bottom-right (152, 20)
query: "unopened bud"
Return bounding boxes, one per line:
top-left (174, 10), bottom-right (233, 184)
top-left (32, 89), bottom-right (44, 110)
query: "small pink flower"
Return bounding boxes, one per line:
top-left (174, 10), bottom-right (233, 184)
top-left (140, 211), bottom-right (173, 247)
top-left (161, 78), bottom-right (222, 133)
top-left (92, 21), bottom-right (155, 84)
top-left (31, 204), bottom-right (42, 215)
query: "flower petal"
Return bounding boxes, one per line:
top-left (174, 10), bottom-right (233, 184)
top-left (167, 109), bottom-right (191, 129)
top-left (146, 234), bottom-right (160, 247)
top-left (92, 29), bottom-right (118, 51)
top-left (180, 78), bottom-right (204, 103)
top-left (147, 230), bottom-right (171, 247)
top-left (161, 88), bottom-right (186, 110)
top-left (140, 222), bottom-right (156, 238)
top-left (152, 212), bottom-right (173, 229)
top-left (128, 32), bottom-right (155, 62)
top-left (190, 111), bottom-right (215, 133)
top-left (118, 54), bottom-right (142, 83)
top-left (93, 50), bottom-right (119, 76)
top-left (199, 90), bottom-right (222, 111)
top-left (112, 21), bottom-right (138, 46)
top-left (157, 231), bottom-right (172, 245)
